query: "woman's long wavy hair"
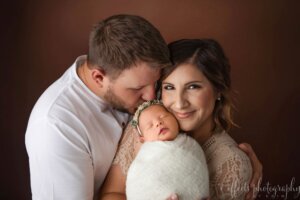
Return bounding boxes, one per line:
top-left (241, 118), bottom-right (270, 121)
top-left (158, 39), bottom-right (237, 132)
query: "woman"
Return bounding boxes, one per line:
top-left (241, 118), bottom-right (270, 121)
top-left (100, 39), bottom-right (262, 200)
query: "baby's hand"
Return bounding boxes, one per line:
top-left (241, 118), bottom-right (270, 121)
top-left (166, 194), bottom-right (178, 200)
top-left (166, 194), bottom-right (210, 200)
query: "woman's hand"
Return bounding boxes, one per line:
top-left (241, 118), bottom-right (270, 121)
top-left (239, 143), bottom-right (263, 199)
top-left (99, 165), bottom-right (126, 200)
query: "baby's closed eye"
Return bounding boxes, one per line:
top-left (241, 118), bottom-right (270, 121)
top-left (146, 123), bottom-right (154, 130)
top-left (160, 113), bottom-right (171, 118)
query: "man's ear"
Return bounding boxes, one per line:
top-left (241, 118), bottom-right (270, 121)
top-left (91, 68), bottom-right (106, 87)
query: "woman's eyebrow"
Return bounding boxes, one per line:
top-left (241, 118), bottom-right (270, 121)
top-left (161, 81), bottom-right (173, 85)
top-left (185, 81), bottom-right (203, 85)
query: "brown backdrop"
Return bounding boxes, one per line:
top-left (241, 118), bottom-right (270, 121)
top-left (1, 1), bottom-right (300, 199)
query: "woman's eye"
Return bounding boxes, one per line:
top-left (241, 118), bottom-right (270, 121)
top-left (163, 85), bottom-right (174, 90)
top-left (188, 84), bottom-right (201, 89)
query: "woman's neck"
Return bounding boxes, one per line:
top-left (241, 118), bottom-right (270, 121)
top-left (190, 117), bottom-right (215, 145)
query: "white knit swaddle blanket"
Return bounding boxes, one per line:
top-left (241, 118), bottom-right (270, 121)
top-left (126, 134), bottom-right (209, 200)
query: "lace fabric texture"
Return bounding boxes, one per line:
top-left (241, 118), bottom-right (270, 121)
top-left (113, 128), bottom-right (252, 200)
top-left (112, 124), bottom-right (141, 175)
top-left (202, 131), bottom-right (252, 200)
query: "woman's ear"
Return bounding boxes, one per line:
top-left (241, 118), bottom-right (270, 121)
top-left (216, 92), bottom-right (222, 101)
top-left (91, 68), bottom-right (106, 87)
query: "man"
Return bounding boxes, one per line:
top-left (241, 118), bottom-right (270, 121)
top-left (26, 14), bottom-right (170, 200)
top-left (26, 14), bottom-right (262, 200)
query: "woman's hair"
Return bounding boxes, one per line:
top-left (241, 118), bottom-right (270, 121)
top-left (160, 39), bottom-right (236, 132)
top-left (88, 14), bottom-right (170, 78)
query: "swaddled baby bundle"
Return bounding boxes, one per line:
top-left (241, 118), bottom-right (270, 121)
top-left (126, 134), bottom-right (209, 200)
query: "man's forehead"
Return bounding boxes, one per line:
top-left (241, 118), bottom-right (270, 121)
top-left (117, 64), bottom-right (161, 85)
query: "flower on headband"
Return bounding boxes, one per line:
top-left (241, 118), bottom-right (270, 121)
top-left (131, 100), bottom-right (163, 129)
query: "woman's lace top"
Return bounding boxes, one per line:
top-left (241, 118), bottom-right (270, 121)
top-left (113, 127), bottom-right (252, 200)
top-left (112, 124), bottom-right (142, 175)
top-left (202, 131), bottom-right (252, 200)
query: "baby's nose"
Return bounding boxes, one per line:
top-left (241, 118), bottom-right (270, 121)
top-left (156, 120), bottom-right (163, 127)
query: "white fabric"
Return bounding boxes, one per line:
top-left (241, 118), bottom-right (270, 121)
top-left (202, 131), bottom-right (252, 200)
top-left (25, 56), bottom-right (129, 200)
top-left (126, 134), bottom-right (209, 200)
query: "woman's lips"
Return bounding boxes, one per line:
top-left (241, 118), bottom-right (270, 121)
top-left (173, 111), bottom-right (195, 119)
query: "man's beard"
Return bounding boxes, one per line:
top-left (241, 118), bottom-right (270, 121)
top-left (103, 86), bottom-right (136, 114)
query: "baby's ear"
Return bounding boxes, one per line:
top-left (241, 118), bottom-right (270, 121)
top-left (138, 136), bottom-right (145, 143)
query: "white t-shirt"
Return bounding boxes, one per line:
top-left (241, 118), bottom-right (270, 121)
top-left (25, 56), bottom-right (129, 200)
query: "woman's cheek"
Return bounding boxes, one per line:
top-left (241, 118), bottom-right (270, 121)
top-left (161, 92), bottom-right (172, 108)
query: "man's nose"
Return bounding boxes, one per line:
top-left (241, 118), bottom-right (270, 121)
top-left (141, 85), bottom-right (156, 101)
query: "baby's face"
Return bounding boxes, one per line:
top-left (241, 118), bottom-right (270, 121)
top-left (139, 105), bottom-right (179, 142)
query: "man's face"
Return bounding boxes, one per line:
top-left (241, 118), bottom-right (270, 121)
top-left (103, 62), bottom-right (161, 114)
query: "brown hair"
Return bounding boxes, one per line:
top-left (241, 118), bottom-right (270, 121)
top-left (160, 39), bottom-right (236, 132)
top-left (88, 14), bottom-right (170, 78)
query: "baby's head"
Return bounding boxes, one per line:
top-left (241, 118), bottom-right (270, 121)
top-left (131, 100), bottom-right (179, 142)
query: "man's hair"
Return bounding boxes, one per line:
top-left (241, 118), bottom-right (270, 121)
top-left (88, 14), bottom-right (170, 77)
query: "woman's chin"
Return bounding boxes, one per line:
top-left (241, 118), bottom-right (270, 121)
top-left (179, 123), bottom-right (194, 133)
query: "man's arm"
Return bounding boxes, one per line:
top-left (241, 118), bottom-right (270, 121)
top-left (239, 143), bottom-right (263, 199)
top-left (26, 118), bottom-right (94, 200)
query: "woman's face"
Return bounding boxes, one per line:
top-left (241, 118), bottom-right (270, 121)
top-left (161, 63), bottom-right (218, 132)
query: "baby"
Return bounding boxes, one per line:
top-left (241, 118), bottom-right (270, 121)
top-left (126, 100), bottom-right (210, 200)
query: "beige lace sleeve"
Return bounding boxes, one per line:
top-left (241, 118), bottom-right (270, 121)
top-left (211, 151), bottom-right (252, 200)
top-left (112, 124), bottom-right (142, 175)
top-left (203, 132), bottom-right (252, 200)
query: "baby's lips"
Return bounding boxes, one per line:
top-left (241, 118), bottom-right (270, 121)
top-left (159, 127), bottom-right (168, 135)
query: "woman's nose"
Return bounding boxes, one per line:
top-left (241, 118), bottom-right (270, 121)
top-left (175, 92), bottom-right (188, 109)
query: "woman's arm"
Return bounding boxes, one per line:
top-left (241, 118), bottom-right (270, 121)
top-left (239, 143), bottom-right (263, 199)
top-left (211, 147), bottom-right (253, 200)
top-left (99, 124), bottom-right (142, 200)
top-left (99, 165), bottom-right (126, 200)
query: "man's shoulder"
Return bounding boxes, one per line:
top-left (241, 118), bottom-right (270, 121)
top-left (30, 76), bottom-right (75, 118)
top-left (27, 67), bottom-right (94, 137)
